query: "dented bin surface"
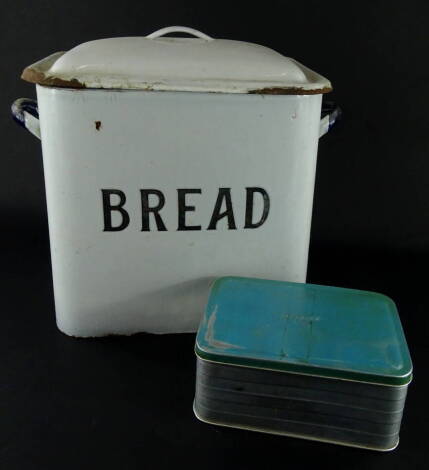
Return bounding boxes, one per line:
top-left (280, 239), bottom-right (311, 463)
top-left (13, 26), bottom-right (333, 337)
top-left (194, 277), bottom-right (412, 450)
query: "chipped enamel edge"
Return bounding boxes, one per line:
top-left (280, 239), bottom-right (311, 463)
top-left (21, 52), bottom-right (332, 95)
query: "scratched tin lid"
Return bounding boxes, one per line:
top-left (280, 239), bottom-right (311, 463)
top-left (195, 277), bottom-right (413, 386)
top-left (21, 26), bottom-right (332, 95)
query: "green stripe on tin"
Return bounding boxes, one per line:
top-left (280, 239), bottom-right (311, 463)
top-left (195, 277), bottom-right (412, 386)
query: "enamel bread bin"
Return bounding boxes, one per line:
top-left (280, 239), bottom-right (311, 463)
top-left (13, 26), bottom-right (336, 337)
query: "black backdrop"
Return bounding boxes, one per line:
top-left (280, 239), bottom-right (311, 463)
top-left (0, 1), bottom-right (428, 469)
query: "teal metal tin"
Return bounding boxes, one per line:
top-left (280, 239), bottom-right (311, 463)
top-left (194, 277), bottom-right (412, 451)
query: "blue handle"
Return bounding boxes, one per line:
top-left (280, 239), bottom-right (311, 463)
top-left (320, 101), bottom-right (341, 137)
top-left (11, 98), bottom-right (40, 139)
top-left (322, 101), bottom-right (342, 130)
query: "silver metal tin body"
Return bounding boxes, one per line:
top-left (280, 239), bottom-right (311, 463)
top-left (194, 358), bottom-right (409, 451)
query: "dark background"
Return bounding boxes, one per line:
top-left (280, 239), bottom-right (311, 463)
top-left (1, 1), bottom-right (428, 468)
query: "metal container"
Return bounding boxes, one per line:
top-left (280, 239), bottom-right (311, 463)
top-left (12, 26), bottom-right (337, 337)
top-left (194, 277), bottom-right (412, 451)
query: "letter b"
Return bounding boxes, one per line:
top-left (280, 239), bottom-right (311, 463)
top-left (102, 189), bottom-right (130, 231)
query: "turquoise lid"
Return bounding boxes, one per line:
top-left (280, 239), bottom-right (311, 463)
top-left (195, 277), bottom-right (412, 386)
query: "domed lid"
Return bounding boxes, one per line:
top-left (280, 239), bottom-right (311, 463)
top-left (22, 26), bottom-right (332, 95)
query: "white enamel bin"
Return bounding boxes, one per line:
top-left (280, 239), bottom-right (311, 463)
top-left (12, 27), bottom-right (338, 337)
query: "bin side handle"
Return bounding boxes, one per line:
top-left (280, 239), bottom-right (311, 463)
top-left (320, 101), bottom-right (341, 138)
top-left (11, 98), bottom-right (41, 140)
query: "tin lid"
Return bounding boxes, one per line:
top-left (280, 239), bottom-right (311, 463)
top-left (21, 26), bottom-right (332, 95)
top-left (195, 277), bottom-right (413, 386)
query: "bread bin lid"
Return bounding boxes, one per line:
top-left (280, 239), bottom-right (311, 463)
top-left (21, 26), bottom-right (332, 95)
top-left (195, 277), bottom-right (413, 386)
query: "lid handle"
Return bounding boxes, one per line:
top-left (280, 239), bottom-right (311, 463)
top-left (146, 26), bottom-right (213, 41)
